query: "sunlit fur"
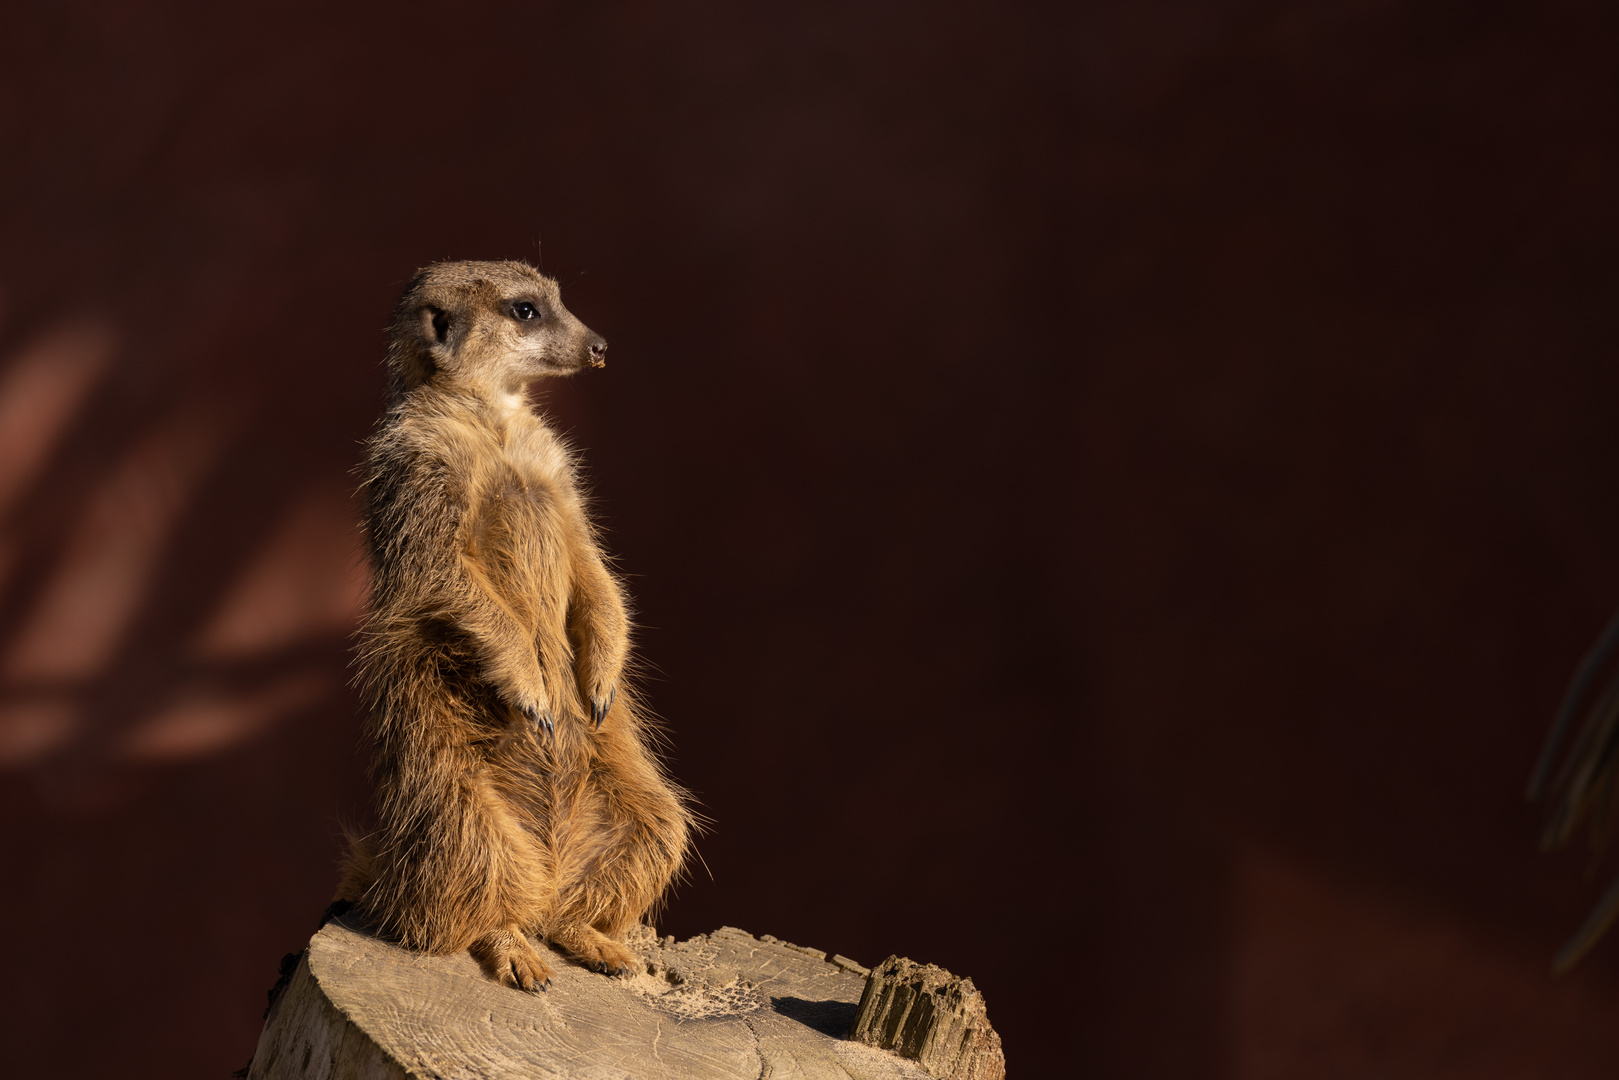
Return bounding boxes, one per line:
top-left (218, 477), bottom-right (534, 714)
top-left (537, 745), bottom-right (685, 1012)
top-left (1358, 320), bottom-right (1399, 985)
top-left (338, 260), bottom-right (692, 990)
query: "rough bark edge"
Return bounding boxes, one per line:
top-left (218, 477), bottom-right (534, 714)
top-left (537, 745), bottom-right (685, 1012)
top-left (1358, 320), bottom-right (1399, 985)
top-left (246, 950), bottom-right (412, 1080)
top-left (849, 956), bottom-right (1006, 1080)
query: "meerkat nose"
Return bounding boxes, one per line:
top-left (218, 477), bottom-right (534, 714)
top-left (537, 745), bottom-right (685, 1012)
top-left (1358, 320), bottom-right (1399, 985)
top-left (589, 339), bottom-right (608, 367)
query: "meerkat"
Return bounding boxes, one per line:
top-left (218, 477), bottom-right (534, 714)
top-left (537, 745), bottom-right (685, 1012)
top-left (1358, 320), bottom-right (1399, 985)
top-left (338, 259), bottom-right (692, 990)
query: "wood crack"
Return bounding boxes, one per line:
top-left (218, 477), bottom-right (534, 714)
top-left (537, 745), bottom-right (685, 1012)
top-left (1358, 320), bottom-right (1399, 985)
top-left (740, 1012), bottom-right (768, 1080)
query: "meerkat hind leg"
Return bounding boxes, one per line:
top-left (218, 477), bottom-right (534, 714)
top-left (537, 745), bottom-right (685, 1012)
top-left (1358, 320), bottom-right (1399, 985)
top-left (470, 926), bottom-right (554, 991)
top-left (548, 922), bottom-right (638, 977)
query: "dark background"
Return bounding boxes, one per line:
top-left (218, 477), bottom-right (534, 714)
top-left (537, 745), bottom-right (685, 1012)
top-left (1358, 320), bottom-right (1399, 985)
top-left (6, 0), bottom-right (1619, 1076)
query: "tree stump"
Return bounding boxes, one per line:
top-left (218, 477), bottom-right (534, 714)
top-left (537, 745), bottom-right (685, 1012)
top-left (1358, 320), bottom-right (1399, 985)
top-left (243, 913), bottom-right (1004, 1079)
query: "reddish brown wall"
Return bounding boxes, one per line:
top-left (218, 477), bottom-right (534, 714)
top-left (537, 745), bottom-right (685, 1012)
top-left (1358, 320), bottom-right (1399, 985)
top-left (6, 2), bottom-right (1619, 1076)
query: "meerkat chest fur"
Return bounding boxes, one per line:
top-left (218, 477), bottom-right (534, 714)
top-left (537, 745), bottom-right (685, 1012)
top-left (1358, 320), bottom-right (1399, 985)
top-left (441, 400), bottom-right (587, 644)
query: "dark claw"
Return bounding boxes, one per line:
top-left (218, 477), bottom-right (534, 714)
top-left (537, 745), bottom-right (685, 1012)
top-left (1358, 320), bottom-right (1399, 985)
top-left (523, 705), bottom-right (554, 738)
top-left (593, 687), bottom-right (617, 730)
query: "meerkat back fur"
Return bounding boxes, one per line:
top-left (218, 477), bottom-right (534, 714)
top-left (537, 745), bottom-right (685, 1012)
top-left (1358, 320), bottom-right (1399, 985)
top-left (340, 259), bottom-right (692, 990)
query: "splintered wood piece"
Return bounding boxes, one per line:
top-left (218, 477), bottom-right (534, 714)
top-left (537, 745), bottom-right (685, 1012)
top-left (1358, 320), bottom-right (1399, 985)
top-left (848, 956), bottom-right (1006, 1080)
top-left (245, 917), bottom-right (943, 1079)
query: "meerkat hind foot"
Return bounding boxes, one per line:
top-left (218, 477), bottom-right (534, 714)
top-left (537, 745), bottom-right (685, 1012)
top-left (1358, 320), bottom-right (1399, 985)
top-left (471, 927), bottom-right (554, 991)
top-left (552, 923), bottom-right (638, 977)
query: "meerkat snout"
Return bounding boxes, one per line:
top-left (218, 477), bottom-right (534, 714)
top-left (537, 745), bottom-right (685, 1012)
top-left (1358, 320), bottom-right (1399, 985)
top-left (588, 337), bottom-right (608, 368)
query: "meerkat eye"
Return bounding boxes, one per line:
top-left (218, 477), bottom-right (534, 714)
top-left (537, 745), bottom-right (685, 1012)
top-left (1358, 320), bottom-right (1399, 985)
top-left (512, 301), bottom-right (542, 321)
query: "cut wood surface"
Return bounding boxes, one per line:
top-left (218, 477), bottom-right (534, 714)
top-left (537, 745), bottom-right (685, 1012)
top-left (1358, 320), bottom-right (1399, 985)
top-left (246, 915), bottom-right (954, 1079)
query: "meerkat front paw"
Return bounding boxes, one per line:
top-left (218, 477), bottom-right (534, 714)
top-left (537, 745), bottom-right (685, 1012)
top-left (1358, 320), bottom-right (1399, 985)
top-left (497, 682), bottom-right (554, 739)
top-left (575, 654), bottom-right (620, 729)
top-left (519, 701), bottom-right (555, 738)
top-left (589, 685), bottom-right (617, 729)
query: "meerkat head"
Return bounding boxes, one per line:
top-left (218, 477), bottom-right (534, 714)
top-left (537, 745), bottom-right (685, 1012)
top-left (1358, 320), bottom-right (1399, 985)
top-left (386, 260), bottom-right (608, 400)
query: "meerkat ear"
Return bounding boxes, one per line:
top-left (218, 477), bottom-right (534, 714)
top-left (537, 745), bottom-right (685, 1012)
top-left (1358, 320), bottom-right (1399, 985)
top-left (424, 306), bottom-right (451, 346)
